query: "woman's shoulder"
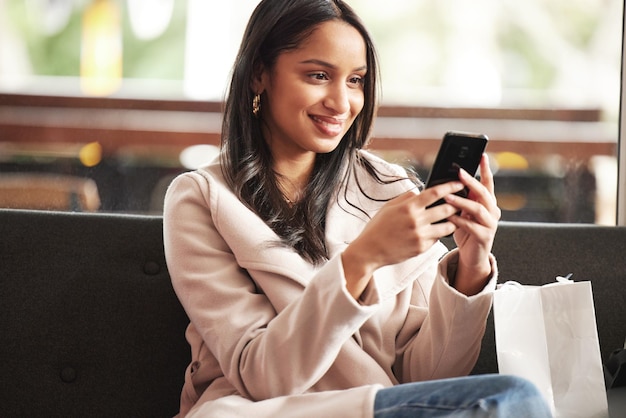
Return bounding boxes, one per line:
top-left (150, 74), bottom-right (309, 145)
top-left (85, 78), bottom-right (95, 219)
top-left (170, 157), bottom-right (223, 187)
top-left (164, 157), bottom-right (229, 206)
top-left (357, 149), bottom-right (412, 178)
top-left (356, 149), bottom-right (421, 191)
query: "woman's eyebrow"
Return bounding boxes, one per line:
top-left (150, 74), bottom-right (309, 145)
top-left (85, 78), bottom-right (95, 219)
top-left (299, 58), bottom-right (367, 72)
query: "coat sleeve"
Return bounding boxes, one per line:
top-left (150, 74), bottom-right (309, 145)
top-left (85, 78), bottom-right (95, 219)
top-left (394, 249), bottom-right (497, 383)
top-left (163, 172), bottom-right (380, 401)
top-left (353, 151), bottom-right (497, 382)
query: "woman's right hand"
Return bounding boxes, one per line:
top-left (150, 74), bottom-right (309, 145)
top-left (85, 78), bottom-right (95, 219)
top-left (341, 181), bottom-right (466, 299)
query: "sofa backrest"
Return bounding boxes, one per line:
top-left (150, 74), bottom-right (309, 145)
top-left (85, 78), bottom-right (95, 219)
top-left (1, 209), bottom-right (625, 416)
top-left (0, 209), bottom-right (189, 417)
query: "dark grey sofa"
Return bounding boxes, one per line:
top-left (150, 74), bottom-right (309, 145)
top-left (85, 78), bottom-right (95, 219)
top-left (1, 208), bottom-right (624, 417)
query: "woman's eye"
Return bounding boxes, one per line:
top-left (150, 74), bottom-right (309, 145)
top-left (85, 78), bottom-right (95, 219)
top-left (309, 72), bottom-right (328, 81)
top-left (349, 76), bottom-right (364, 86)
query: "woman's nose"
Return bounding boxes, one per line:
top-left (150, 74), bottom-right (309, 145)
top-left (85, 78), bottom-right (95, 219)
top-left (324, 83), bottom-right (350, 114)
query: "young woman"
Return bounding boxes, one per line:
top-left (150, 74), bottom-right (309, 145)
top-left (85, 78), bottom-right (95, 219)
top-left (163, 0), bottom-right (551, 417)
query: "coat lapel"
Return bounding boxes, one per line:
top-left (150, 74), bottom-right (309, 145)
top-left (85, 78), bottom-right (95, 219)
top-left (197, 165), bottom-right (318, 289)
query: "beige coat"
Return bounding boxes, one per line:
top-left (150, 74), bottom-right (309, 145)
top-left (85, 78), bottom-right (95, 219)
top-left (163, 151), bottom-right (497, 418)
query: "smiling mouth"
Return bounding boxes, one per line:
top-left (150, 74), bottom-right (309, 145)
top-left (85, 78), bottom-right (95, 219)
top-left (310, 115), bottom-right (345, 136)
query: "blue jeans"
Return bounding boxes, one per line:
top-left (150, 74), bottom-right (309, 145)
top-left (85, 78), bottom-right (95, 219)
top-left (374, 374), bottom-right (552, 417)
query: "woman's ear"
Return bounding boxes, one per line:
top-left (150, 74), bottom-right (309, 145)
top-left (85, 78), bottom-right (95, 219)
top-left (251, 61), bottom-right (266, 94)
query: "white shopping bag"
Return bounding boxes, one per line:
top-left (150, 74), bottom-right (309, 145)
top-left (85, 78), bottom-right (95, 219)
top-left (493, 277), bottom-right (609, 418)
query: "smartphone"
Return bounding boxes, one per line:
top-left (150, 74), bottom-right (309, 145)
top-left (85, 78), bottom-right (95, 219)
top-left (425, 131), bottom-right (488, 208)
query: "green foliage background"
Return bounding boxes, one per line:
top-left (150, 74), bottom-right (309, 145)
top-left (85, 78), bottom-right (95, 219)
top-left (5, 0), bottom-right (188, 80)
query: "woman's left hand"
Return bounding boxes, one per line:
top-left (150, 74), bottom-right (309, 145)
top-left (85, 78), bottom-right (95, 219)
top-left (443, 154), bottom-right (501, 296)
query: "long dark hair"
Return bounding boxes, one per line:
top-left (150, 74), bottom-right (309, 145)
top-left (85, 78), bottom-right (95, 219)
top-left (221, 0), bottom-right (381, 264)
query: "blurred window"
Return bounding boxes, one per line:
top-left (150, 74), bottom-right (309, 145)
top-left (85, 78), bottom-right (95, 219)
top-left (0, 0), bottom-right (622, 224)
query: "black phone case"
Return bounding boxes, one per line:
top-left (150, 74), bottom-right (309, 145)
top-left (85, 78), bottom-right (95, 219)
top-left (425, 131), bottom-right (488, 208)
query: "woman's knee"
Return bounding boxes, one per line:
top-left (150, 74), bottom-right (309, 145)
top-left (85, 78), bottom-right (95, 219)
top-left (494, 375), bottom-right (543, 397)
top-left (485, 375), bottom-right (552, 416)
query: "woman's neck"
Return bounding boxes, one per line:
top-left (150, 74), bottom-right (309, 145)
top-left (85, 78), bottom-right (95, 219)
top-left (274, 155), bottom-right (315, 205)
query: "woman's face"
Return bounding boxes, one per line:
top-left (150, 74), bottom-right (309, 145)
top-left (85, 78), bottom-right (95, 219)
top-left (255, 20), bottom-right (367, 165)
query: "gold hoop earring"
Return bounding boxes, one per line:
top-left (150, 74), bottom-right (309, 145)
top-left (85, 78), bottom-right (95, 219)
top-left (252, 94), bottom-right (261, 117)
